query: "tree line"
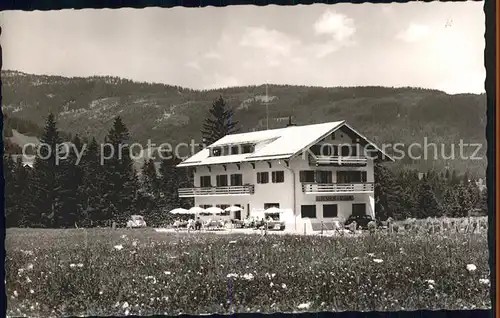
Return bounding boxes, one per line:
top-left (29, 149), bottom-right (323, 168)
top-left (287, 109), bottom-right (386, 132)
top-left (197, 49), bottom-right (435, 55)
top-left (3, 95), bottom-right (486, 228)
top-left (3, 96), bottom-right (236, 228)
top-left (374, 162), bottom-right (487, 220)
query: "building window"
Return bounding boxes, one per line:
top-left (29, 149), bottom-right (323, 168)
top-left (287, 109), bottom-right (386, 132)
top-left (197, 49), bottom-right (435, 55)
top-left (216, 175), bottom-right (228, 187)
top-left (340, 145), bottom-right (357, 157)
top-left (231, 145), bottom-right (240, 155)
top-left (212, 147), bottom-right (222, 156)
top-left (352, 203), bottom-right (366, 217)
top-left (257, 172), bottom-right (269, 184)
top-left (242, 144), bottom-right (254, 154)
top-left (301, 205), bottom-right (317, 218)
top-left (200, 204), bottom-right (212, 209)
top-left (323, 204), bottom-right (338, 218)
top-left (272, 171), bottom-right (285, 183)
top-left (200, 176), bottom-right (211, 187)
top-left (337, 171), bottom-right (367, 183)
top-left (331, 133), bottom-right (335, 140)
top-left (230, 174), bottom-right (243, 186)
top-left (316, 171), bottom-right (332, 183)
top-left (264, 203), bottom-right (280, 209)
top-left (299, 170), bottom-right (315, 183)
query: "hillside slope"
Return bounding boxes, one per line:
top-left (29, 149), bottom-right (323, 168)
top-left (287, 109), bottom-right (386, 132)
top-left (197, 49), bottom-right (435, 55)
top-left (1, 70), bottom-right (487, 176)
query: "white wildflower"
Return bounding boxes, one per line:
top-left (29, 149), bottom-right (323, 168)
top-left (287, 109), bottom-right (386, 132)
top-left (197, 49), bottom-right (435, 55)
top-left (13, 291), bottom-right (18, 297)
top-left (77, 263), bottom-right (84, 268)
top-left (70, 264), bottom-right (76, 268)
top-left (466, 264), bottom-right (477, 272)
top-left (121, 235), bottom-right (127, 239)
top-left (26, 277), bottom-right (32, 283)
top-left (270, 282), bottom-right (274, 287)
top-left (114, 244), bottom-right (124, 250)
top-left (428, 284), bottom-right (434, 290)
top-left (479, 278), bottom-right (490, 285)
top-left (124, 309), bottom-right (130, 316)
top-left (26, 264), bottom-right (34, 270)
top-left (242, 273), bottom-right (254, 281)
top-left (122, 302), bottom-right (129, 309)
top-left (281, 283), bottom-right (287, 289)
top-left (164, 271), bottom-right (171, 275)
top-left (367, 253), bottom-right (375, 257)
top-left (30, 289), bottom-right (34, 294)
top-left (227, 273), bottom-right (238, 278)
top-left (132, 241), bottom-right (138, 247)
top-left (229, 240), bottom-right (237, 244)
top-left (99, 291), bottom-right (103, 295)
top-left (426, 279), bottom-right (435, 285)
top-left (373, 259), bottom-right (384, 263)
top-left (297, 302), bottom-right (311, 310)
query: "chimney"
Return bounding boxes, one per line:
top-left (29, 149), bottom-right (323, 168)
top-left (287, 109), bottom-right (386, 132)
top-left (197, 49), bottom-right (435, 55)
top-left (286, 116), bottom-right (295, 127)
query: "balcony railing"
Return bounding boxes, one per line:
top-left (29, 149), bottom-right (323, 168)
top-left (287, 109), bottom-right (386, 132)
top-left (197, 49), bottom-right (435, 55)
top-left (178, 185), bottom-right (255, 197)
top-left (302, 182), bottom-right (374, 194)
top-left (309, 155), bottom-right (367, 166)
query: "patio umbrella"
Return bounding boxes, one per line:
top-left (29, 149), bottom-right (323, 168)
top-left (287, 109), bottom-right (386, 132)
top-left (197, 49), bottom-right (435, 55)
top-left (205, 207), bottom-right (224, 215)
top-left (225, 205), bottom-right (243, 212)
top-left (188, 206), bottom-right (206, 214)
top-left (264, 207), bottom-right (283, 214)
top-left (170, 208), bottom-right (188, 215)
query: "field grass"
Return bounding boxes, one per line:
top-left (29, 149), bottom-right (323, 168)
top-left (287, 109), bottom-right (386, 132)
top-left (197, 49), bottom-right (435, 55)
top-left (6, 227), bottom-right (491, 316)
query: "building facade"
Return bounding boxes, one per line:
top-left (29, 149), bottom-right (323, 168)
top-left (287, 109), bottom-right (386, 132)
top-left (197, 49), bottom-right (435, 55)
top-left (177, 121), bottom-right (393, 232)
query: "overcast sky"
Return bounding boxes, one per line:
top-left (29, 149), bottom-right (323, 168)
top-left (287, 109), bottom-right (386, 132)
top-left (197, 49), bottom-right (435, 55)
top-left (1, 2), bottom-right (485, 94)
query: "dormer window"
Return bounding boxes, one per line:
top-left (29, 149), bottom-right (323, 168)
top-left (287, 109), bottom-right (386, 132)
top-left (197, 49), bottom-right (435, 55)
top-left (231, 145), bottom-right (240, 155)
top-left (242, 144), bottom-right (254, 154)
top-left (212, 147), bottom-right (222, 156)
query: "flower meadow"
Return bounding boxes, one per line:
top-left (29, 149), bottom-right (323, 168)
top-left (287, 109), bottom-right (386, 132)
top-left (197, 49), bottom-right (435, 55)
top-left (6, 226), bottom-right (491, 316)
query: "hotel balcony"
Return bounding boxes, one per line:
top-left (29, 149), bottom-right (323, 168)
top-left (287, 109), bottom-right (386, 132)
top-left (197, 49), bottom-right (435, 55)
top-left (309, 155), bottom-right (367, 167)
top-left (302, 182), bottom-right (374, 194)
top-left (178, 185), bottom-right (255, 197)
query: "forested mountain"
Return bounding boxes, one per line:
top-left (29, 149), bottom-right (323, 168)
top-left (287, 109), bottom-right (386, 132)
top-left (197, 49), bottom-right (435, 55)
top-left (2, 70), bottom-right (487, 176)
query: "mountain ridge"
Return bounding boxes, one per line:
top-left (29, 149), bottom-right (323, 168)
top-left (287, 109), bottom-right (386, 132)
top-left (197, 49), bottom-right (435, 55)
top-left (1, 70), bottom-right (487, 177)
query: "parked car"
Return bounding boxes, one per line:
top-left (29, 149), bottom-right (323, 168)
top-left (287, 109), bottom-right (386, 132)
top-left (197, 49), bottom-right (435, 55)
top-left (344, 214), bottom-right (377, 230)
top-left (126, 215), bottom-right (147, 228)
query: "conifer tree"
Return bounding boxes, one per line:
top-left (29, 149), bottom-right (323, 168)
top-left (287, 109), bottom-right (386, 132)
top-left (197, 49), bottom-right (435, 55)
top-left (103, 117), bottom-right (139, 224)
top-left (416, 175), bottom-right (442, 218)
top-left (201, 95), bottom-right (239, 146)
top-left (31, 113), bottom-right (64, 227)
top-left (79, 137), bottom-right (108, 226)
top-left (58, 134), bottom-right (85, 227)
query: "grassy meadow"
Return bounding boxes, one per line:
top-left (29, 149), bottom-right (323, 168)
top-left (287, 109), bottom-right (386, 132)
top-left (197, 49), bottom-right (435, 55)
top-left (6, 224), bottom-right (491, 316)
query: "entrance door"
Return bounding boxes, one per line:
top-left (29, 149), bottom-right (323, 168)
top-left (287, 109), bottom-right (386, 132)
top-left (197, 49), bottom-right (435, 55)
top-left (234, 210), bottom-right (241, 220)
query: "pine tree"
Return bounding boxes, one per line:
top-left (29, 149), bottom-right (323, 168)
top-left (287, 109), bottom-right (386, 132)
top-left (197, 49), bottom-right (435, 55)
top-left (416, 176), bottom-right (442, 218)
top-left (13, 157), bottom-right (34, 227)
top-left (201, 95), bottom-right (239, 146)
top-left (58, 135), bottom-right (85, 227)
top-left (31, 113), bottom-right (64, 227)
top-left (374, 162), bottom-right (405, 220)
top-left (79, 137), bottom-right (108, 226)
top-left (139, 159), bottom-right (160, 224)
top-left (103, 117), bottom-right (139, 224)
top-left (4, 155), bottom-right (17, 227)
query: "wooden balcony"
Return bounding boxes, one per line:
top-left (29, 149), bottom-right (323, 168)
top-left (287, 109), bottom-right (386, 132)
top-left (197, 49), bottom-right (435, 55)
top-left (178, 185), bottom-right (255, 197)
top-left (302, 182), bottom-right (374, 194)
top-left (309, 155), bottom-right (367, 167)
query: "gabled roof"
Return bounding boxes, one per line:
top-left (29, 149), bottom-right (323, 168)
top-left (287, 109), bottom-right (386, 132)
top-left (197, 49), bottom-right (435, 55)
top-left (176, 121), bottom-right (393, 167)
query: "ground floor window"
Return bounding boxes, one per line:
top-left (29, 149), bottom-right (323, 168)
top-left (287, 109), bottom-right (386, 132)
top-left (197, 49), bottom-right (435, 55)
top-left (323, 204), bottom-right (338, 218)
top-left (352, 203), bottom-right (366, 217)
top-left (301, 205), bottom-right (317, 218)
